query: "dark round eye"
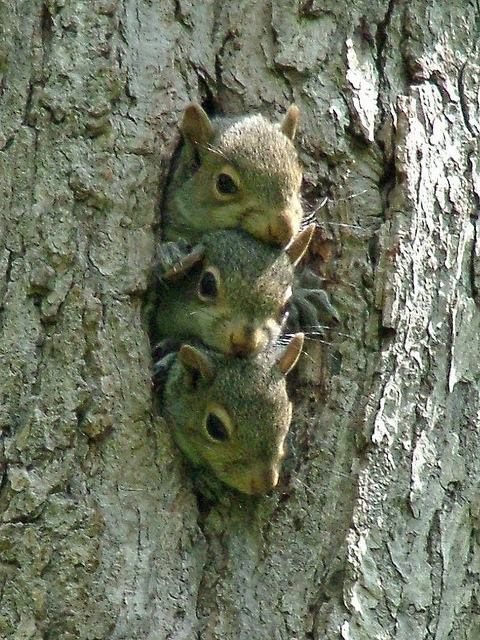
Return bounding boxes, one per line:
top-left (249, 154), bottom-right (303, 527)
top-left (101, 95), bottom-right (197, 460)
top-left (216, 172), bottom-right (238, 195)
top-left (205, 413), bottom-right (230, 442)
top-left (198, 270), bottom-right (218, 299)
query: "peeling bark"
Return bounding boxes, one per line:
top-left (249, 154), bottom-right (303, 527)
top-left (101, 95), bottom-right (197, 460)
top-left (1, 1), bottom-right (479, 639)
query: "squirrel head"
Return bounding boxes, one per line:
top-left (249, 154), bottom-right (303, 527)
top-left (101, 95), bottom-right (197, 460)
top-left (166, 104), bottom-right (303, 248)
top-left (163, 333), bottom-right (304, 494)
top-left (157, 226), bottom-right (314, 357)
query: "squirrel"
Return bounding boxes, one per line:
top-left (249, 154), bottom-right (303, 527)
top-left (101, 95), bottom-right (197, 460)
top-left (156, 333), bottom-right (304, 495)
top-left (161, 103), bottom-right (303, 248)
top-left (153, 225), bottom-right (315, 357)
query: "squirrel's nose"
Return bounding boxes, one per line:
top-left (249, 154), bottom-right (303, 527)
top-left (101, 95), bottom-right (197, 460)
top-left (244, 209), bottom-right (297, 247)
top-left (229, 326), bottom-right (262, 356)
top-left (248, 467), bottom-right (280, 495)
top-left (266, 214), bottom-right (295, 247)
top-left (226, 464), bottom-right (281, 495)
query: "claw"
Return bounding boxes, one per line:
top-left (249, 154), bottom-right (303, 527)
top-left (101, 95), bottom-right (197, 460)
top-left (152, 340), bottom-right (179, 395)
top-left (287, 267), bottom-right (339, 334)
top-left (154, 240), bottom-right (199, 280)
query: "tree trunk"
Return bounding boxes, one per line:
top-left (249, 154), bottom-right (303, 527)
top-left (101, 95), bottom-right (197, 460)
top-left (1, 1), bottom-right (479, 638)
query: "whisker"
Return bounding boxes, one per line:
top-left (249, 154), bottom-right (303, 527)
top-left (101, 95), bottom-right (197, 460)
top-left (314, 221), bottom-right (364, 230)
top-left (300, 351), bottom-right (316, 363)
top-left (204, 144), bottom-right (228, 160)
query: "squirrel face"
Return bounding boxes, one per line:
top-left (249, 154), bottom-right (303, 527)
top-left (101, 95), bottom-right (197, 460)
top-left (162, 334), bottom-right (304, 494)
top-left (163, 104), bottom-right (303, 248)
top-left (155, 226), bottom-right (314, 357)
top-left (194, 263), bottom-right (276, 356)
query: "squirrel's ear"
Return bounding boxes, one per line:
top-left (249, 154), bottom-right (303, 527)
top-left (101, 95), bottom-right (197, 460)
top-left (286, 223), bottom-right (315, 266)
top-left (164, 245), bottom-right (205, 280)
top-left (281, 105), bottom-right (299, 140)
top-left (179, 345), bottom-right (215, 385)
top-left (277, 333), bottom-right (304, 375)
top-left (181, 103), bottom-right (215, 149)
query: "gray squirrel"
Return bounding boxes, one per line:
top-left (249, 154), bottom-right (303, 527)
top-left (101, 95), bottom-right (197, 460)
top-left (156, 333), bottom-right (304, 495)
top-left (154, 225), bottom-right (314, 356)
top-left (162, 103), bottom-right (303, 248)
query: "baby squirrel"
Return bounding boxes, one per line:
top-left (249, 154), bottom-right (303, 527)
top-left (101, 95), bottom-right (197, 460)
top-left (154, 225), bottom-right (314, 357)
top-left (162, 103), bottom-right (303, 248)
top-left (157, 333), bottom-right (304, 495)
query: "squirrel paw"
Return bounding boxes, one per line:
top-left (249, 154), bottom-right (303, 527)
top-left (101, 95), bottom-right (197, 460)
top-left (152, 339), bottom-right (179, 394)
top-left (286, 268), bottom-right (339, 336)
top-left (155, 240), bottom-right (201, 280)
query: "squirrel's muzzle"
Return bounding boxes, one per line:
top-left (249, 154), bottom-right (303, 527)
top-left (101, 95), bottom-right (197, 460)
top-left (242, 467), bottom-right (280, 495)
top-left (229, 325), bottom-right (263, 357)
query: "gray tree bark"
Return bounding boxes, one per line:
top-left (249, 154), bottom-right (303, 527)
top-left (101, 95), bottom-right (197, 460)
top-left (1, 1), bottom-right (479, 638)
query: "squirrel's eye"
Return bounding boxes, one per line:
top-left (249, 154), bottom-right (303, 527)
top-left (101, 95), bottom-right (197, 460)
top-left (216, 172), bottom-right (238, 195)
top-left (198, 270), bottom-right (218, 299)
top-left (205, 413), bottom-right (230, 442)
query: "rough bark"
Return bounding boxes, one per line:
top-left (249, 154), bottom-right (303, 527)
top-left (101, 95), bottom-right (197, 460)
top-left (1, 1), bottom-right (479, 639)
